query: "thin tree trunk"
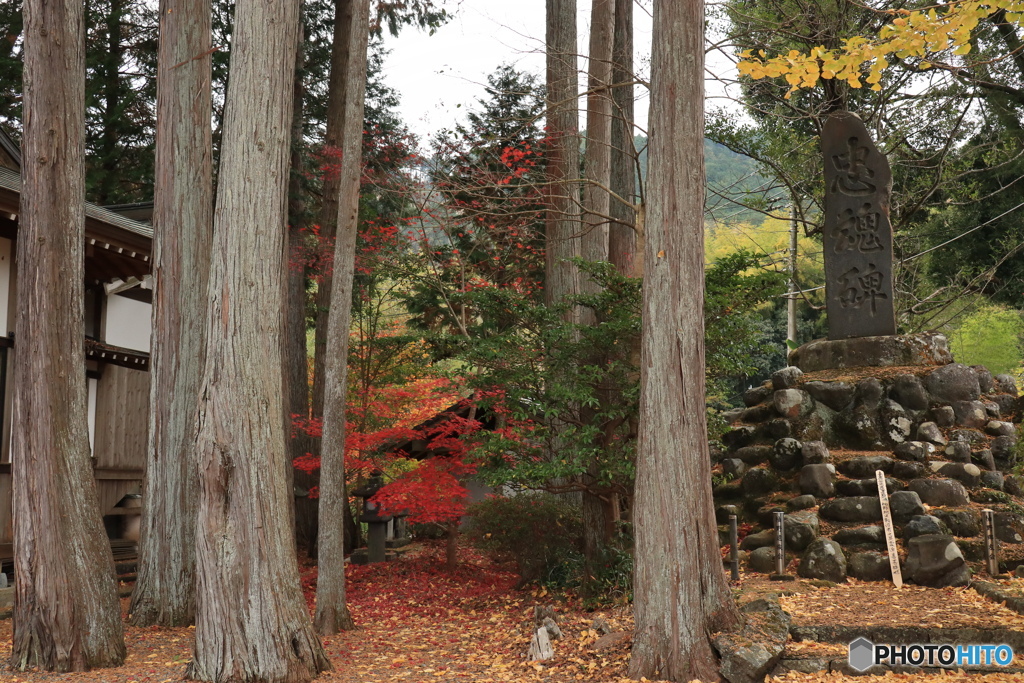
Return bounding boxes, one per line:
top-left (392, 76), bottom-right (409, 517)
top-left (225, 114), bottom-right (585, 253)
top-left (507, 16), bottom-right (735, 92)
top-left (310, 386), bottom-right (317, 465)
top-left (311, 0), bottom-right (359, 420)
top-left (544, 0), bottom-right (584, 517)
top-left (314, 0), bottom-right (371, 637)
top-left (129, 0), bottom-right (212, 629)
top-left (580, 0), bottom-right (615, 288)
top-left (544, 0), bottom-right (581, 312)
top-left (604, 0), bottom-right (638, 532)
top-left (187, 0), bottom-right (330, 676)
top-left (445, 523), bottom-right (458, 570)
top-left (11, 0), bottom-right (126, 669)
top-left (629, 0), bottom-right (740, 679)
top-left (285, 19), bottom-right (317, 553)
top-left (608, 0), bottom-right (636, 275)
top-left (580, 0), bottom-right (616, 574)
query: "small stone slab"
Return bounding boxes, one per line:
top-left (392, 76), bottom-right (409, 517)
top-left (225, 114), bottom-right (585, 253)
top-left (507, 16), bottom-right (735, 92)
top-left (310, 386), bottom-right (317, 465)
top-left (903, 534), bottom-right (969, 587)
top-left (591, 631), bottom-right (630, 651)
top-left (848, 550), bottom-right (893, 581)
top-left (803, 381), bottom-right (855, 411)
top-left (934, 508), bottom-right (980, 537)
top-left (800, 464), bottom-right (835, 498)
top-left (908, 478), bottom-right (970, 507)
top-left (714, 601), bottom-right (790, 683)
top-left (820, 496), bottom-right (882, 523)
top-left (838, 455), bottom-right (893, 478)
top-left (798, 538), bottom-right (847, 582)
top-left (833, 525), bottom-right (886, 547)
top-left (925, 363), bottom-right (981, 403)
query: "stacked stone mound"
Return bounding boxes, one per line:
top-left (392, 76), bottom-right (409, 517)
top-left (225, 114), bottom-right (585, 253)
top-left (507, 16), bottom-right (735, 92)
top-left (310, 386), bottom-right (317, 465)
top-left (714, 361), bottom-right (1024, 587)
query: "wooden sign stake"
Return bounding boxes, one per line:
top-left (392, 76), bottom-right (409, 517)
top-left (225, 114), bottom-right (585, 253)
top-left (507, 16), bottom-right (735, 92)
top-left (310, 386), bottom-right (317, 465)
top-left (982, 509), bottom-right (1000, 577)
top-left (876, 469), bottom-right (903, 588)
top-left (769, 510), bottom-right (794, 581)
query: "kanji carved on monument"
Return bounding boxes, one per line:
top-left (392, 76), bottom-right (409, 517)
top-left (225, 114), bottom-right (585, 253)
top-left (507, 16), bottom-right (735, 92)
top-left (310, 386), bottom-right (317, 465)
top-left (822, 112), bottom-right (896, 339)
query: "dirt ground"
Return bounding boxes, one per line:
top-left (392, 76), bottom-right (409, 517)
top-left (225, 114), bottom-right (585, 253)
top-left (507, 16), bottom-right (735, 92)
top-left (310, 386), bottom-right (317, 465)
top-left (0, 544), bottom-right (1022, 682)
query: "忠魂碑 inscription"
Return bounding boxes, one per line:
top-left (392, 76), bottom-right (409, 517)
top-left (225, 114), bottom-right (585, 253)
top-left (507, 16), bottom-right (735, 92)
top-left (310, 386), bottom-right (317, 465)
top-left (822, 111), bottom-right (896, 339)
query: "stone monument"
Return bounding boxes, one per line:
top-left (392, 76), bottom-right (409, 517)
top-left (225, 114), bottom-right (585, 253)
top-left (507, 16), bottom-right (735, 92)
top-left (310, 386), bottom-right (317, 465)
top-left (821, 111), bottom-right (896, 340)
top-left (789, 110), bottom-right (950, 372)
top-left (713, 111), bottom-right (1024, 596)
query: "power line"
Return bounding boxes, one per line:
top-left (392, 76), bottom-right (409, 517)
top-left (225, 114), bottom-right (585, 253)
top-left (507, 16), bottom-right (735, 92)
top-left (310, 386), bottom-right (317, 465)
top-left (901, 198), bottom-right (1024, 263)
top-left (775, 198), bottom-right (1024, 299)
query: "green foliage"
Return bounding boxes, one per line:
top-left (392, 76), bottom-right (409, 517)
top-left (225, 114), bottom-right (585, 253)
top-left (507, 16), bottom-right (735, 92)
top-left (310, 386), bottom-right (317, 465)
top-left (465, 494), bottom-right (582, 586)
top-left (542, 544), bottom-right (634, 607)
top-left (1013, 423), bottom-right (1024, 480)
top-left (400, 64), bottom-right (548, 341)
top-left (705, 251), bottom-right (790, 383)
top-left (947, 304), bottom-right (1024, 375)
top-left (83, 0), bottom-right (158, 204)
top-left (456, 261), bottom-right (642, 495)
top-left (446, 251), bottom-right (785, 494)
top-left (0, 0), bottom-right (21, 129)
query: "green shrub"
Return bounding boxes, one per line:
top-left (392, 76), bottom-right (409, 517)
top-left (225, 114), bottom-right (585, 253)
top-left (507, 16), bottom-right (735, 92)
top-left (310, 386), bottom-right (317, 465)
top-left (465, 493), bottom-right (581, 586)
top-left (948, 304), bottom-right (1024, 375)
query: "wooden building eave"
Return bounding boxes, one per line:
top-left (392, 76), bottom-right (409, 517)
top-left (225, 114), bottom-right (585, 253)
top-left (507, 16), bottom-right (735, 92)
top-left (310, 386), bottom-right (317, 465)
top-left (0, 167), bottom-right (153, 283)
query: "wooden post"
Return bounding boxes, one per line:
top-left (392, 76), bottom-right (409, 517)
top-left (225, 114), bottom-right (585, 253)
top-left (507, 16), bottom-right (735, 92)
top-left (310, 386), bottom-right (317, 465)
top-left (982, 509), bottom-right (1000, 577)
top-left (769, 511), bottom-right (793, 580)
top-left (774, 511), bottom-right (785, 575)
top-left (876, 470), bottom-right (903, 588)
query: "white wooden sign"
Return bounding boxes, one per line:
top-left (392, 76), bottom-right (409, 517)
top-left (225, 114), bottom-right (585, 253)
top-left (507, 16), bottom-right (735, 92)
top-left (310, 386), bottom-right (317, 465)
top-left (876, 469), bottom-right (903, 588)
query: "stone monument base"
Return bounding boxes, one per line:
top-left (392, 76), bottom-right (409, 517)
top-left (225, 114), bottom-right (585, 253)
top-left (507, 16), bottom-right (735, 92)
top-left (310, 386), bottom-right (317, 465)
top-left (349, 548), bottom-right (397, 565)
top-left (789, 332), bottom-right (952, 373)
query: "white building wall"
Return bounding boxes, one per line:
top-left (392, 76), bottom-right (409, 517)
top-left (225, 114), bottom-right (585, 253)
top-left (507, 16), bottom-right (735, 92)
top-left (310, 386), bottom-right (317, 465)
top-left (0, 237), bottom-right (11, 336)
top-left (104, 294), bottom-right (152, 352)
top-left (87, 377), bottom-right (98, 454)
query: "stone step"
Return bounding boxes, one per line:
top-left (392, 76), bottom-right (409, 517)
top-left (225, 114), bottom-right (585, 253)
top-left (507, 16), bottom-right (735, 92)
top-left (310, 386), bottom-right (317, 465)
top-left (790, 624), bottom-right (1024, 649)
top-left (774, 655), bottom-right (1024, 678)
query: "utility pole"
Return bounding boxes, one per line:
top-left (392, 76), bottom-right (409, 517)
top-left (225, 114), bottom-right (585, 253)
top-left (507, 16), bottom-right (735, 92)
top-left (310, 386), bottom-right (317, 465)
top-left (787, 203), bottom-right (798, 346)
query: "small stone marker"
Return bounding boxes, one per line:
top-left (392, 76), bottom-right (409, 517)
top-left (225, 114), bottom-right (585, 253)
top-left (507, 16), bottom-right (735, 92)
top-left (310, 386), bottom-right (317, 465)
top-left (821, 111), bottom-right (896, 339)
top-left (876, 469), bottom-right (903, 588)
top-left (770, 511), bottom-right (794, 581)
top-left (983, 508), bottom-right (1001, 576)
top-left (729, 514), bottom-right (740, 581)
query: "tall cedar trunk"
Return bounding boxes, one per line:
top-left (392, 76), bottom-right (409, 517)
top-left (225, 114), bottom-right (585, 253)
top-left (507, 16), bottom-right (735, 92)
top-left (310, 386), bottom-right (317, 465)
top-left (604, 0), bottom-right (638, 523)
top-left (580, 0), bottom-right (616, 569)
top-left (310, 0), bottom-right (357, 421)
top-left (129, 0), bottom-right (212, 628)
top-left (314, 0), bottom-right (371, 636)
top-left (543, 0), bottom-right (580, 311)
top-left (187, 0), bottom-right (330, 676)
top-left (628, 0), bottom-right (740, 679)
top-left (11, 0), bottom-right (126, 669)
top-left (286, 20), bottom-right (317, 553)
top-left (608, 0), bottom-right (636, 275)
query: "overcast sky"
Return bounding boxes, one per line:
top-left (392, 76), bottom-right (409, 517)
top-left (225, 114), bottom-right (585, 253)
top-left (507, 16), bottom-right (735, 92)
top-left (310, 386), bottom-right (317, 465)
top-left (378, 1), bottom-right (737, 147)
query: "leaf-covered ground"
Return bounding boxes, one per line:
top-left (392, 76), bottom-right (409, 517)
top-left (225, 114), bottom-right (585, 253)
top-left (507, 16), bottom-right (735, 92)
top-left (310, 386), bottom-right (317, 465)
top-left (1, 544), bottom-right (1023, 682)
top-left (0, 542), bottom-right (640, 683)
